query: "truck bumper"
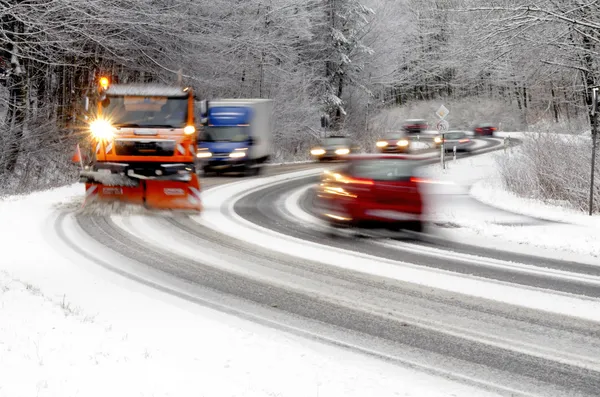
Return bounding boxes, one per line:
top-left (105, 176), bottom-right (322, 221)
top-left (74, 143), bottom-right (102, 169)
top-left (198, 157), bottom-right (249, 171)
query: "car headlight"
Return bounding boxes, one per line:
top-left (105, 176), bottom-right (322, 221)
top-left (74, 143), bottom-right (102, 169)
top-left (90, 120), bottom-right (114, 140)
top-left (311, 148), bottom-right (326, 156)
top-left (434, 137), bottom-right (442, 143)
top-left (229, 150), bottom-right (247, 158)
top-left (335, 148), bottom-right (350, 155)
top-left (376, 141), bottom-right (388, 147)
top-left (397, 139), bottom-right (409, 146)
top-left (196, 151), bottom-right (212, 158)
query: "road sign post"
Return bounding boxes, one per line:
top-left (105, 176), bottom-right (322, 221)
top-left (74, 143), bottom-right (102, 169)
top-left (436, 105), bottom-right (450, 170)
top-left (440, 133), bottom-right (446, 169)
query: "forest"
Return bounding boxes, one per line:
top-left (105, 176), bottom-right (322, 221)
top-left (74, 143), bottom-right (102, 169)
top-left (0, 0), bottom-right (598, 210)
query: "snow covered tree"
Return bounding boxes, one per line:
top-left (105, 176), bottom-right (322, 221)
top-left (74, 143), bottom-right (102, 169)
top-left (310, 0), bottom-right (375, 131)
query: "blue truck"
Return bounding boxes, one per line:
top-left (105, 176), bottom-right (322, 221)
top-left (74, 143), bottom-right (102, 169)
top-left (196, 99), bottom-right (273, 176)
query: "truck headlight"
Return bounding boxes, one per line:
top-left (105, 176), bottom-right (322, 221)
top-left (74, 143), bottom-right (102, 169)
top-left (90, 120), bottom-right (114, 140)
top-left (196, 151), bottom-right (212, 158)
top-left (311, 148), bottom-right (325, 156)
top-left (229, 151), bottom-right (246, 158)
top-left (184, 125), bottom-right (196, 135)
top-left (335, 148), bottom-right (350, 155)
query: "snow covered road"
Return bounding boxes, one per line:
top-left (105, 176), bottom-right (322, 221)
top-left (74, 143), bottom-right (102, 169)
top-left (4, 137), bottom-right (600, 397)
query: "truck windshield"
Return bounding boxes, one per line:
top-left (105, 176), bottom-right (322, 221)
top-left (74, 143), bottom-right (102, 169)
top-left (202, 126), bottom-right (249, 142)
top-left (102, 96), bottom-right (188, 128)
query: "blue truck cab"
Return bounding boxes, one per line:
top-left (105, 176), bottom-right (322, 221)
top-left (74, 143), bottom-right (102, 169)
top-left (196, 99), bottom-right (273, 176)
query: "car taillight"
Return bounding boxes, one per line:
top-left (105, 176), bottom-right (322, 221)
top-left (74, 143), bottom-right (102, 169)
top-left (491, 127), bottom-right (496, 131)
top-left (476, 128), bottom-right (482, 132)
top-left (343, 177), bottom-right (374, 186)
top-left (459, 139), bottom-right (470, 143)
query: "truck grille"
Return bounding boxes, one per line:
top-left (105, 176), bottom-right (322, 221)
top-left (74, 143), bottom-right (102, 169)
top-left (115, 140), bottom-right (176, 156)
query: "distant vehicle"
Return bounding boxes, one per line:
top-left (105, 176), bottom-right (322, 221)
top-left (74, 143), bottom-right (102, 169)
top-left (314, 154), bottom-right (425, 233)
top-left (474, 122), bottom-right (497, 136)
top-left (434, 131), bottom-right (473, 152)
top-left (310, 136), bottom-right (358, 162)
top-left (402, 119), bottom-right (428, 135)
top-left (375, 131), bottom-right (411, 154)
top-left (196, 99), bottom-right (273, 176)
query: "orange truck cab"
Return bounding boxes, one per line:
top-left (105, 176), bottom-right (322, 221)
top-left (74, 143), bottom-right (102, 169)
top-left (79, 77), bottom-right (203, 211)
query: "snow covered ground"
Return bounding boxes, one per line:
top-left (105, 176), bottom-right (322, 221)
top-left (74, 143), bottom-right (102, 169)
top-left (0, 184), bottom-right (497, 396)
top-left (419, 137), bottom-right (600, 261)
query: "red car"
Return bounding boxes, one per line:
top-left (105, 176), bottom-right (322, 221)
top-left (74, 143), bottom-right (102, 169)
top-left (314, 154), bottom-right (425, 233)
top-left (474, 123), bottom-right (497, 136)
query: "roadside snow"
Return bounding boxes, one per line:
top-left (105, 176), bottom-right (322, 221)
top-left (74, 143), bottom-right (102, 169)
top-left (471, 170), bottom-right (600, 229)
top-left (0, 182), bottom-right (497, 397)
top-left (420, 144), bottom-right (600, 260)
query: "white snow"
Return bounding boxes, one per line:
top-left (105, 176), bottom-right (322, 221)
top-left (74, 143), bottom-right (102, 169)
top-left (0, 180), bottom-right (499, 396)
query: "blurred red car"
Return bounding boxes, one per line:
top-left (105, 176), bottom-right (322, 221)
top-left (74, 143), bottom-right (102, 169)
top-left (314, 154), bottom-right (425, 233)
top-left (474, 122), bottom-right (497, 136)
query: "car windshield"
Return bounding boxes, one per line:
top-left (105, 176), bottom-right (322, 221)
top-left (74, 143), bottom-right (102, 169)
top-left (348, 159), bottom-right (418, 181)
top-left (202, 126), bottom-right (249, 142)
top-left (103, 95), bottom-right (188, 128)
top-left (322, 138), bottom-right (350, 146)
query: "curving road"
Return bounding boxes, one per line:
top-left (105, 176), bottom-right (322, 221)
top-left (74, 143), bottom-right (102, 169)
top-left (56, 137), bottom-right (600, 397)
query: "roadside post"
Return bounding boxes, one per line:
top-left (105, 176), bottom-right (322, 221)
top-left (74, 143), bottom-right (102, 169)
top-left (453, 145), bottom-right (457, 162)
top-left (440, 133), bottom-right (446, 169)
top-left (590, 88), bottom-right (599, 216)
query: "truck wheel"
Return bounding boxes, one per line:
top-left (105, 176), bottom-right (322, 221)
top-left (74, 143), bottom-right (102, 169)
top-left (243, 163), bottom-right (257, 177)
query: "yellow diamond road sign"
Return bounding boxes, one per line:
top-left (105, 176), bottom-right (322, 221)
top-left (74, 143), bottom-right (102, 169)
top-left (436, 105), bottom-right (449, 119)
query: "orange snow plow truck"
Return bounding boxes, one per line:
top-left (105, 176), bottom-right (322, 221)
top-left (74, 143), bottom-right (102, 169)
top-left (77, 77), bottom-right (202, 211)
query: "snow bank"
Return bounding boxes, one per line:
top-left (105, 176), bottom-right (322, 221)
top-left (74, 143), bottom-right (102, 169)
top-left (420, 146), bottom-right (600, 260)
top-left (471, 177), bottom-right (600, 229)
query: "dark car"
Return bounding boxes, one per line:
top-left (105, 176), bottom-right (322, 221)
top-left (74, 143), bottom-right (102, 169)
top-left (433, 131), bottom-right (474, 152)
top-left (376, 131), bottom-right (411, 153)
top-left (474, 122), bottom-right (497, 136)
top-left (310, 136), bottom-right (358, 162)
top-left (402, 119), bottom-right (428, 135)
top-left (314, 154), bottom-right (425, 233)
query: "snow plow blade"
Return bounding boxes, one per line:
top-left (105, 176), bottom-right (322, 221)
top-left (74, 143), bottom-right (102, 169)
top-left (82, 172), bottom-right (202, 212)
top-left (144, 174), bottom-right (202, 211)
top-left (84, 182), bottom-right (145, 207)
